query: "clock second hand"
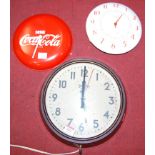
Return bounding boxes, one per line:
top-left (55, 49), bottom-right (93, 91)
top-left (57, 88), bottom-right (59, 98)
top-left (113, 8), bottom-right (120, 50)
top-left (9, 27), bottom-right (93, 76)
top-left (87, 69), bottom-right (94, 86)
top-left (81, 66), bottom-right (87, 109)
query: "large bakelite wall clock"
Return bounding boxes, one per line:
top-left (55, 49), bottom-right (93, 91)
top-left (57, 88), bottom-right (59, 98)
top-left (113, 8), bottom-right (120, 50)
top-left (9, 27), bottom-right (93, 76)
top-left (40, 59), bottom-right (126, 144)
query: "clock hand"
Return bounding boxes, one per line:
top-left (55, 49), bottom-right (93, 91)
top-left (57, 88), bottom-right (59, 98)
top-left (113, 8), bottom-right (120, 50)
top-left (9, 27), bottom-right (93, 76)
top-left (81, 66), bottom-right (87, 109)
top-left (114, 14), bottom-right (123, 28)
top-left (87, 69), bottom-right (94, 86)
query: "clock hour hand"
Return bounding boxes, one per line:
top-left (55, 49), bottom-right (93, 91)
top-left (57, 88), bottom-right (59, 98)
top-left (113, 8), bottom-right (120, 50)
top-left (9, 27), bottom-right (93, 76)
top-left (81, 66), bottom-right (87, 109)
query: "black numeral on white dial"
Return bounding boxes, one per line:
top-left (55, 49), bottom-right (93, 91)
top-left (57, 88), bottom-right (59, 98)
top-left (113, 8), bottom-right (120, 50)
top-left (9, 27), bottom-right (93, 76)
top-left (104, 82), bottom-right (110, 90)
top-left (59, 80), bottom-right (67, 88)
top-left (55, 107), bottom-right (61, 116)
top-left (52, 93), bottom-right (57, 101)
top-left (67, 118), bottom-right (73, 126)
top-left (81, 68), bottom-right (88, 77)
top-left (109, 96), bottom-right (115, 104)
top-left (93, 120), bottom-right (99, 128)
top-left (70, 72), bottom-right (75, 80)
top-left (79, 123), bottom-right (84, 132)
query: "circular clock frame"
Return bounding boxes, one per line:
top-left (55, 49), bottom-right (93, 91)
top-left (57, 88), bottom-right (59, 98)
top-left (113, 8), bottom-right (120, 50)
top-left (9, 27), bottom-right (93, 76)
top-left (86, 2), bottom-right (142, 54)
top-left (40, 59), bottom-right (126, 144)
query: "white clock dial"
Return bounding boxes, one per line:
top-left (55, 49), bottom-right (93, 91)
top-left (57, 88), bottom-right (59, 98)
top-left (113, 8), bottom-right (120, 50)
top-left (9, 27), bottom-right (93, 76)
top-left (86, 2), bottom-right (142, 54)
top-left (41, 60), bottom-right (126, 144)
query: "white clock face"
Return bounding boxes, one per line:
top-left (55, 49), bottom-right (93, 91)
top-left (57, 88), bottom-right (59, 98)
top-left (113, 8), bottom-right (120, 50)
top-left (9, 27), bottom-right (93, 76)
top-left (86, 2), bottom-right (142, 54)
top-left (41, 60), bottom-right (126, 144)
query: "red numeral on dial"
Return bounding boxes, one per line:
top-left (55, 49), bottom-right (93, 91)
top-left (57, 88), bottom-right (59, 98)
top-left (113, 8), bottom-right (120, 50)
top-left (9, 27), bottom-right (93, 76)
top-left (123, 41), bottom-right (127, 47)
top-left (93, 30), bottom-right (97, 35)
top-left (131, 34), bottom-right (135, 40)
top-left (91, 19), bottom-right (95, 24)
top-left (103, 4), bottom-right (107, 8)
top-left (111, 44), bottom-right (116, 48)
top-left (101, 38), bottom-right (104, 44)
top-left (136, 26), bottom-right (139, 31)
top-left (113, 3), bottom-right (119, 8)
top-left (133, 16), bottom-right (136, 20)
top-left (94, 10), bottom-right (100, 15)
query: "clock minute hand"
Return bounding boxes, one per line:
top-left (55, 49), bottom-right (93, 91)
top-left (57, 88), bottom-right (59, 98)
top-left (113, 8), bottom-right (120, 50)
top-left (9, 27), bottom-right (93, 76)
top-left (114, 14), bottom-right (123, 28)
top-left (81, 66), bottom-right (87, 109)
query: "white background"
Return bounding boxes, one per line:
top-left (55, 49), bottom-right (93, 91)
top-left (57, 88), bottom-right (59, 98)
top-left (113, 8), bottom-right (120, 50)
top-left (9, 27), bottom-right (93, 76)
top-left (0, 0), bottom-right (10, 154)
top-left (0, 0), bottom-right (154, 155)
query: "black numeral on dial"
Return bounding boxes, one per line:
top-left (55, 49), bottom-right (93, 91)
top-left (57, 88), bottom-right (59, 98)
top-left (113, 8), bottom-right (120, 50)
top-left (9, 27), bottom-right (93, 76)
top-left (67, 118), bottom-right (73, 126)
top-left (109, 96), bottom-right (114, 105)
top-left (59, 80), bottom-right (67, 88)
top-left (81, 69), bottom-right (88, 77)
top-left (79, 123), bottom-right (84, 132)
top-left (70, 72), bottom-right (75, 80)
top-left (55, 107), bottom-right (61, 116)
top-left (104, 82), bottom-right (110, 90)
top-left (52, 93), bottom-right (57, 101)
top-left (93, 120), bottom-right (99, 128)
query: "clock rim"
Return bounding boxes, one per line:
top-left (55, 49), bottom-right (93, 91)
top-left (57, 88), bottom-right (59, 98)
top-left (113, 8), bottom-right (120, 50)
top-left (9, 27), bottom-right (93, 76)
top-left (40, 59), bottom-right (126, 145)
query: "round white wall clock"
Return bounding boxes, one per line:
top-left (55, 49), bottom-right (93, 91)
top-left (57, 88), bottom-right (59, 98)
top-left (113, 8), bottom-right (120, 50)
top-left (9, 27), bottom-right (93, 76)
top-left (41, 59), bottom-right (126, 144)
top-left (86, 2), bottom-right (142, 54)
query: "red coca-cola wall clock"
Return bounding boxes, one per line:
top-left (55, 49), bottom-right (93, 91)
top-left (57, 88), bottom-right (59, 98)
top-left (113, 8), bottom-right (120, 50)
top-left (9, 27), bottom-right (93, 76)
top-left (13, 14), bottom-right (72, 70)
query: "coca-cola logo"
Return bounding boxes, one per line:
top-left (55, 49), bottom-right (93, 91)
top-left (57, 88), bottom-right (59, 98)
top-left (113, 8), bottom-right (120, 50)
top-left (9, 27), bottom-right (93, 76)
top-left (19, 34), bottom-right (61, 47)
top-left (19, 33), bottom-right (61, 58)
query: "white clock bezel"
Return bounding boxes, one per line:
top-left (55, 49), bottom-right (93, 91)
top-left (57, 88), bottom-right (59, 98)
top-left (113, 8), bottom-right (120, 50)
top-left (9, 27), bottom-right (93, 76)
top-left (86, 2), bottom-right (142, 54)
